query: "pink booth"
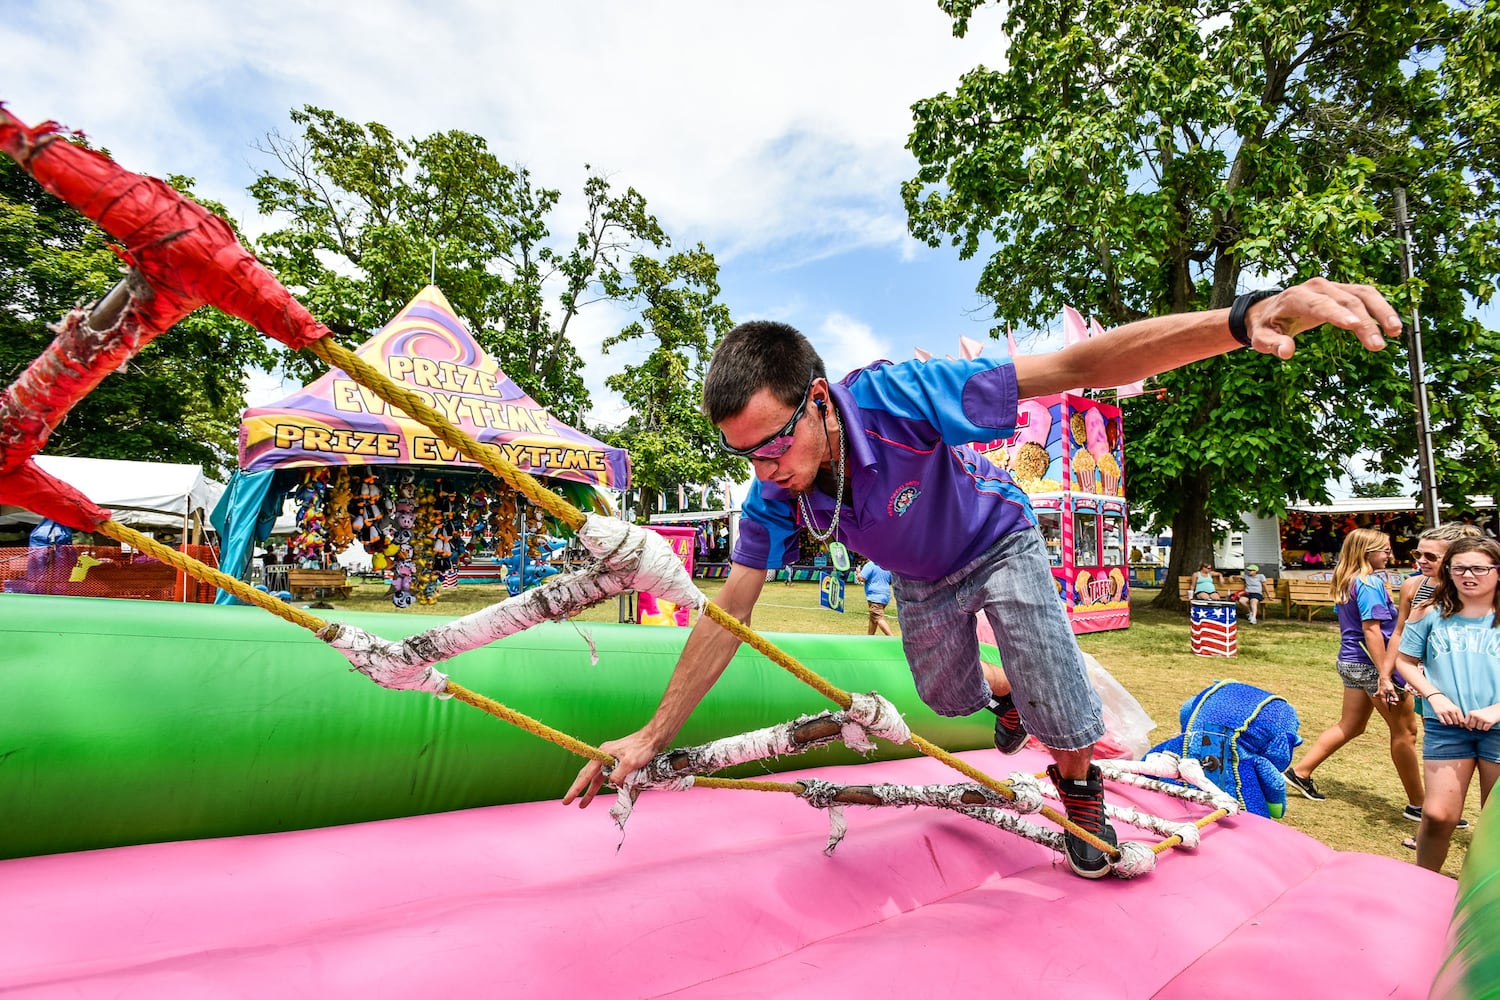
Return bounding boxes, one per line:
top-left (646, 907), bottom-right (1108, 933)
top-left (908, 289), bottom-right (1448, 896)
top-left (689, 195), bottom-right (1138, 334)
top-left (977, 392), bottom-right (1130, 634)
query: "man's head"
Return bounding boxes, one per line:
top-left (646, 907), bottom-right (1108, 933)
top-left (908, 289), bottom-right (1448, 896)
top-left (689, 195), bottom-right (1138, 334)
top-left (703, 320), bottom-right (826, 423)
top-left (704, 321), bottom-right (834, 491)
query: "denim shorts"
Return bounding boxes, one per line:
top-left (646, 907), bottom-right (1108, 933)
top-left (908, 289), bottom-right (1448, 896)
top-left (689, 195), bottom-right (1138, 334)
top-left (891, 528), bottom-right (1104, 750)
top-left (1422, 718), bottom-right (1500, 763)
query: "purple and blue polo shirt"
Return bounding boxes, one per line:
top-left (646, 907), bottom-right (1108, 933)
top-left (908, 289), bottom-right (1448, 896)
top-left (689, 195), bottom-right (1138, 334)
top-left (1335, 575), bottom-right (1397, 664)
top-left (732, 357), bottom-right (1037, 582)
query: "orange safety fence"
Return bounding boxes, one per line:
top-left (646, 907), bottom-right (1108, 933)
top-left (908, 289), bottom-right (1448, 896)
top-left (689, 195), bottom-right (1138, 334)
top-left (0, 545), bottom-right (218, 602)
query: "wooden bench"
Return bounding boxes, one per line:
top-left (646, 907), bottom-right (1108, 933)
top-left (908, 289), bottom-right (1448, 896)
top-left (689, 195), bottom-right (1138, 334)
top-left (1281, 579), bottom-right (1338, 621)
top-left (286, 568), bottom-right (353, 600)
top-left (1280, 576), bottom-right (1403, 621)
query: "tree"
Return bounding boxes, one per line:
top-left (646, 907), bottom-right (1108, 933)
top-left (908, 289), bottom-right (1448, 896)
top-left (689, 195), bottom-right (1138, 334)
top-left (598, 245), bottom-right (743, 521)
top-left (906, 1), bottom-right (1500, 606)
top-left (0, 155), bottom-right (274, 480)
top-left (249, 106), bottom-right (674, 424)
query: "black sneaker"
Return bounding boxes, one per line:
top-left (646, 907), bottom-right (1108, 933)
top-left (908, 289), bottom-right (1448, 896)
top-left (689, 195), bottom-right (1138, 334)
top-left (989, 693), bottom-right (1028, 755)
top-left (1283, 765), bottom-right (1325, 801)
top-left (1404, 804), bottom-right (1470, 830)
top-left (1048, 764), bottom-right (1119, 879)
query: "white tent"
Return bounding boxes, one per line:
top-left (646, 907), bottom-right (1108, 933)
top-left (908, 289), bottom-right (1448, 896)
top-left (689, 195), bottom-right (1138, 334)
top-left (0, 456), bottom-right (222, 534)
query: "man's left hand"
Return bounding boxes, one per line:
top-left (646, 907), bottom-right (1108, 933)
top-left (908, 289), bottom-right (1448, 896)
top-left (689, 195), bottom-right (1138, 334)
top-left (1247, 278), bottom-right (1403, 359)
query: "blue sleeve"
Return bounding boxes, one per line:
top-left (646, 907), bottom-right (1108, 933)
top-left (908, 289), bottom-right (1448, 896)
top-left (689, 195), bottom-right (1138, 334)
top-left (1355, 577), bottom-right (1395, 624)
top-left (1399, 611), bottom-right (1435, 659)
top-left (731, 480), bottom-right (800, 570)
top-left (845, 357), bottom-right (1018, 446)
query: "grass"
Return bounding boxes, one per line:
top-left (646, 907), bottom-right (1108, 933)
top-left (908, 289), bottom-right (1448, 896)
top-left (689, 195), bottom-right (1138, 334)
top-left (328, 577), bottom-right (1481, 877)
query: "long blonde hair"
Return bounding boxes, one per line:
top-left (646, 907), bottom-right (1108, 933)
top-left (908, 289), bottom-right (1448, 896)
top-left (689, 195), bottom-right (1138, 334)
top-left (1330, 528), bottom-right (1390, 603)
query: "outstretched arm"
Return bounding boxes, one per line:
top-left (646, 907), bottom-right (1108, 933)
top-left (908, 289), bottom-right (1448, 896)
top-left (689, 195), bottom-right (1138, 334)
top-left (1013, 278), bottom-right (1401, 397)
top-left (563, 560), bottom-right (767, 808)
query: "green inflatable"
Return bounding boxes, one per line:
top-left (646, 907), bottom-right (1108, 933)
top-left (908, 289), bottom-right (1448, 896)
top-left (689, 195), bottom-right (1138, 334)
top-left (0, 594), bottom-right (993, 860)
top-left (1433, 794), bottom-right (1500, 999)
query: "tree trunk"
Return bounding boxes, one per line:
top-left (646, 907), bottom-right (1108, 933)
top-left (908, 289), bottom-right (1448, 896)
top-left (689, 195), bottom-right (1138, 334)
top-left (1151, 466), bottom-right (1216, 611)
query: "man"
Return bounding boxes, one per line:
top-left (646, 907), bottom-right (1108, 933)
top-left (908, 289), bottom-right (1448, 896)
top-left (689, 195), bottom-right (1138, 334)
top-left (857, 559), bottom-right (895, 636)
top-left (566, 278), bottom-right (1401, 878)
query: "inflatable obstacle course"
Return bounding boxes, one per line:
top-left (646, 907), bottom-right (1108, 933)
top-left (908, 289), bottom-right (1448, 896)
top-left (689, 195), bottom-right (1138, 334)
top-left (0, 593), bottom-right (995, 860)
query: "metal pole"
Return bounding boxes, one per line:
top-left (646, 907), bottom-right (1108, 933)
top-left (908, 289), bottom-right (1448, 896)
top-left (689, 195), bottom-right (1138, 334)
top-left (1394, 188), bottom-right (1442, 527)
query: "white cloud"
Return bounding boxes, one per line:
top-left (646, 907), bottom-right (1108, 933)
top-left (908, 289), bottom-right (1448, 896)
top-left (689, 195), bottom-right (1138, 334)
top-left (818, 312), bottom-right (893, 379)
top-left (3, 0), bottom-right (1007, 253)
top-left (3, 0), bottom-right (1010, 423)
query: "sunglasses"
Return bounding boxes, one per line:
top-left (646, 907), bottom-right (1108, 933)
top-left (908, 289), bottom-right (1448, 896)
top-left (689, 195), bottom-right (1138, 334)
top-left (1449, 565), bottom-right (1499, 578)
top-left (718, 375), bottom-right (816, 460)
top-left (1414, 550), bottom-right (1444, 563)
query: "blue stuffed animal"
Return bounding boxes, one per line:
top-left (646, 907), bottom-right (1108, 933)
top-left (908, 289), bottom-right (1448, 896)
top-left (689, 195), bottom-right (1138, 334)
top-left (1150, 680), bottom-right (1301, 819)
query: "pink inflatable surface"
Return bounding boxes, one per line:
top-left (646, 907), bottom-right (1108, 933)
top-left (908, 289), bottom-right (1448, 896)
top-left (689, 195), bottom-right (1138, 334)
top-left (0, 749), bottom-right (1454, 998)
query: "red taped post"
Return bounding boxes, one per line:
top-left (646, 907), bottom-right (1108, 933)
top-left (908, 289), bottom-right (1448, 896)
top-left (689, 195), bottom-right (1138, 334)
top-left (0, 459), bottom-right (111, 531)
top-left (0, 107), bottom-right (337, 471)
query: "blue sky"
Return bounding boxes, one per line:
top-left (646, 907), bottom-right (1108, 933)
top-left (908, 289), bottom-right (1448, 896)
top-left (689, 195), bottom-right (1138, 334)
top-left (3, 0), bottom-right (1034, 422)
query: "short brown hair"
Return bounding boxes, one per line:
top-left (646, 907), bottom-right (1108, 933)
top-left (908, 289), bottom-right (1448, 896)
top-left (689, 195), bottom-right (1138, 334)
top-left (702, 320), bottom-right (826, 423)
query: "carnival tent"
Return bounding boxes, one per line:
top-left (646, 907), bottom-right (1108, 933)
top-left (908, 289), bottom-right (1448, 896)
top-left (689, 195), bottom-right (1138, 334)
top-left (237, 285), bottom-right (628, 484)
top-left (214, 286), bottom-right (629, 598)
top-left (0, 455), bottom-right (220, 533)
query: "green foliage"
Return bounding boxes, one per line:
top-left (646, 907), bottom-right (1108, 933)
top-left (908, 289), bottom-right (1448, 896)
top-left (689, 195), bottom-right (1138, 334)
top-left (249, 106), bottom-right (675, 424)
top-left (598, 245), bottom-right (743, 519)
top-left (906, 1), bottom-right (1500, 594)
top-left (0, 156), bottom-right (272, 479)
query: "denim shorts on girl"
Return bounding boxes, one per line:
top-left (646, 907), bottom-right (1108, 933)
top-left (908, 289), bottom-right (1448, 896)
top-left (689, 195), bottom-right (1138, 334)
top-left (891, 527), bottom-right (1104, 751)
top-left (1423, 718), bottom-right (1500, 763)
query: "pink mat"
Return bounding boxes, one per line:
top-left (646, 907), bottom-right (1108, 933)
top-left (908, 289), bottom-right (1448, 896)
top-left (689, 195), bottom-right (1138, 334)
top-left (0, 749), bottom-right (1454, 998)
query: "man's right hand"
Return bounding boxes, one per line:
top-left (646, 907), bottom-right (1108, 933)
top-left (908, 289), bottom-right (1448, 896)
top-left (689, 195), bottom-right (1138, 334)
top-left (562, 729), bottom-right (663, 808)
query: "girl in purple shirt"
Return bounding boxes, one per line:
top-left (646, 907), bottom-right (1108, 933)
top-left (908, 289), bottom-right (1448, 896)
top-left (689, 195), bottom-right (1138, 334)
top-left (1283, 529), bottom-right (1423, 813)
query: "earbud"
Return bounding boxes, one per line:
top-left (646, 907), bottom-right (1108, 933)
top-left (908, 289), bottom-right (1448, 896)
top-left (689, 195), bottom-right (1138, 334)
top-left (815, 398), bottom-right (826, 411)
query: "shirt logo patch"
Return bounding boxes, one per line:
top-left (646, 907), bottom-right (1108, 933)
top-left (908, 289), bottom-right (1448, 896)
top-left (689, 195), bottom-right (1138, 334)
top-left (889, 482), bottom-right (921, 517)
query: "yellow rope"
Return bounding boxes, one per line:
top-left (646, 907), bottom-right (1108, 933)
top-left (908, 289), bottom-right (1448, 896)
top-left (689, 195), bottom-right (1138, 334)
top-left (1151, 807), bottom-right (1232, 855)
top-left (76, 518), bottom-right (1199, 858)
top-left (305, 338), bottom-right (584, 532)
top-left (446, 681), bottom-right (611, 764)
top-left (96, 521), bottom-right (329, 633)
top-left (80, 334), bottom-right (1120, 859)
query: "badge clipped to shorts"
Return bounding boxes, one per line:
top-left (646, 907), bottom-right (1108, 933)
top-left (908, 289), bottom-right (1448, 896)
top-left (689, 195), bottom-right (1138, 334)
top-left (828, 541), bottom-right (851, 572)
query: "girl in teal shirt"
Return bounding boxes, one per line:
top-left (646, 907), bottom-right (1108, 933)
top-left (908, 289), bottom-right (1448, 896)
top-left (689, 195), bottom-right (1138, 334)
top-left (1396, 537), bottom-right (1500, 872)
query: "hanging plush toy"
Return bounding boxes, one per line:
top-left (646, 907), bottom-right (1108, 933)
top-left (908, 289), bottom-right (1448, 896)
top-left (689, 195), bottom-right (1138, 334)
top-left (390, 544), bottom-right (416, 609)
top-left (327, 467), bottom-right (354, 551)
top-left (414, 481), bottom-right (443, 605)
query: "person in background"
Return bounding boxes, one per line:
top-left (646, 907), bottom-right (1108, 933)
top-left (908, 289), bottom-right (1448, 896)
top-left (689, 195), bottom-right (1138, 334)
top-left (1393, 536), bottom-right (1500, 871)
top-left (1284, 529), bottom-right (1422, 814)
top-left (1382, 523), bottom-right (1482, 844)
top-left (857, 559), bottom-right (895, 636)
top-left (1237, 564), bottom-right (1270, 624)
top-left (1193, 562), bottom-right (1223, 601)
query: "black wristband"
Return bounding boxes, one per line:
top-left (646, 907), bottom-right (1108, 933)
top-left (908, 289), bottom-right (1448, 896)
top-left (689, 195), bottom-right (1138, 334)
top-left (1228, 289), bottom-right (1281, 348)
